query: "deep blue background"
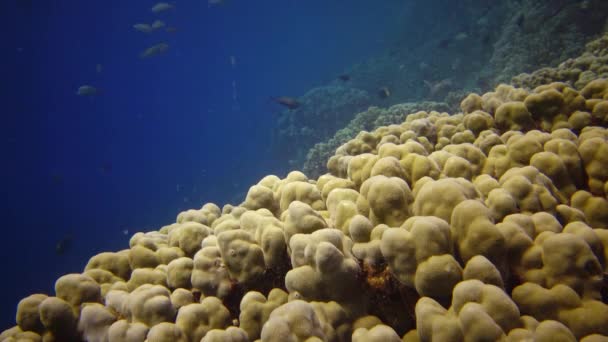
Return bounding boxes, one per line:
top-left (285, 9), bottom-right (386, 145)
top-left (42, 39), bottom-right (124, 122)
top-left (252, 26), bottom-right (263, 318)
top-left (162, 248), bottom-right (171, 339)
top-left (0, 0), bottom-right (404, 329)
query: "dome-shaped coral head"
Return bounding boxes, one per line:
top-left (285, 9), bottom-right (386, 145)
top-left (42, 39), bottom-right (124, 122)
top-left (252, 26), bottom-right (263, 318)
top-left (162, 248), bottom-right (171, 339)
top-left (272, 96), bottom-right (301, 110)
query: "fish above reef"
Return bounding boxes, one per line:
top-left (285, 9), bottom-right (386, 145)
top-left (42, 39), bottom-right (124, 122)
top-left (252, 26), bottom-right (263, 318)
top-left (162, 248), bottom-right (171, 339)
top-left (76, 85), bottom-right (100, 96)
top-left (133, 23), bottom-right (153, 33)
top-left (133, 20), bottom-right (166, 33)
top-left (99, 161), bottom-right (112, 175)
top-left (55, 235), bottom-right (72, 255)
top-left (424, 78), bottom-right (453, 98)
top-left (378, 86), bottom-right (391, 99)
top-left (437, 37), bottom-right (452, 49)
top-left (338, 74), bottom-right (350, 81)
top-left (50, 172), bottom-right (64, 185)
top-left (151, 20), bottom-right (166, 30)
top-left (166, 26), bottom-right (178, 33)
top-left (139, 43), bottom-right (169, 59)
top-left (208, 0), bottom-right (226, 7)
top-left (151, 2), bottom-right (174, 13)
top-left (481, 33), bottom-right (492, 46)
top-left (454, 32), bottom-right (468, 41)
top-left (515, 13), bottom-right (525, 28)
top-left (272, 96), bottom-right (301, 110)
top-left (438, 31), bottom-right (470, 49)
top-left (96, 64), bottom-right (103, 73)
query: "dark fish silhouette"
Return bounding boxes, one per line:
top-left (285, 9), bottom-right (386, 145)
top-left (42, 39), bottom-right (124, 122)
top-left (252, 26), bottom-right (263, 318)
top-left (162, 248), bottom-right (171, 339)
top-left (51, 173), bottom-right (64, 185)
top-left (378, 87), bottom-right (391, 99)
top-left (100, 161), bottom-right (112, 175)
top-left (438, 37), bottom-right (451, 49)
top-left (516, 13), bottom-right (525, 28)
top-left (481, 34), bottom-right (492, 46)
top-left (55, 235), bottom-right (72, 255)
top-left (338, 74), bottom-right (350, 81)
top-left (272, 97), bottom-right (301, 110)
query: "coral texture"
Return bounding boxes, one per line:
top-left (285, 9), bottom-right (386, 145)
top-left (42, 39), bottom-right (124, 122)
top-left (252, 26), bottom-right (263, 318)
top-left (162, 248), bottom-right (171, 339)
top-left (5, 34), bottom-right (608, 342)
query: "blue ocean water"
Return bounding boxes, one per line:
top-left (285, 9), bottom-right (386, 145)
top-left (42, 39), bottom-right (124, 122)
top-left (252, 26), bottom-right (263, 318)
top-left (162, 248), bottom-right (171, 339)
top-left (0, 0), bottom-right (404, 328)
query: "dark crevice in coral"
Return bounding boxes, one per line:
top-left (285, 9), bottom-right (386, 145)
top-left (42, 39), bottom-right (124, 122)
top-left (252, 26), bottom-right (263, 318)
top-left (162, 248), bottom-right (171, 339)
top-left (358, 260), bottom-right (416, 335)
top-left (222, 281), bottom-right (246, 320)
top-left (222, 259), bottom-right (291, 322)
top-left (602, 273), bottom-right (608, 303)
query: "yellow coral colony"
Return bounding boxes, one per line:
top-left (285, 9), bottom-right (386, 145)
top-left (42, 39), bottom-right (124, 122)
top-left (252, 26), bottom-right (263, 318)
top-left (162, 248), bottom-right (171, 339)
top-left (5, 57), bottom-right (608, 342)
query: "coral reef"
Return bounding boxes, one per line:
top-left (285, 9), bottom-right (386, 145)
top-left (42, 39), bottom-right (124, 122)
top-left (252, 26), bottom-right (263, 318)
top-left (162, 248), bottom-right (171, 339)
top-left (342, 0), bottom-right (608, 103)
top-left (302, 101), bottom-right (450, 179)
top-left (489, 0), bottom-right (608, 84)
top-left (513, 30), bottom-right (608, 90)
top-left (4, 70), bottom-right (608, 342)
top-left (273, 85), bottom-right (374, 167)
top-left (294, 1), bottom-right (608, 179)
top-left (7, 25), bottom-right (608, 342)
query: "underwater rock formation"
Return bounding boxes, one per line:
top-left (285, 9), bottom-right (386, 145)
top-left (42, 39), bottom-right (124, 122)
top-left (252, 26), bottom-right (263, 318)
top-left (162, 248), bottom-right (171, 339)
top-left (295, 1), bottom-right (608, 179)
top-left (5, 33), bottom-right (608, 342)
top-left (512, 31), bottom-right (608, 90)
top-left (489, 0), bottom-right (608, 84)
top-left (273, 85), bottom-right (374, 168)
top-left (337, 0), bottom-right (608, 105)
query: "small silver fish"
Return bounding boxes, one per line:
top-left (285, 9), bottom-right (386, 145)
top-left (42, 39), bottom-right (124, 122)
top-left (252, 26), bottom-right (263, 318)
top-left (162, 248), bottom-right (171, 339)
top-left (151, 20), bottom-right (165, 30)
top-left (139, 43), bottom-right (169, 59)
top-left (55, 235), bottom-right (72, 255)
top-left (133, 23), bottom-right (153, 33)
top-left (208, 0), bottom-right (225, 7)
top-left (76, 85), bottom-right (99, 96)
top-left (272, 96), bottom-right (301, 110)
top-left (151, 2), bottom-right (174, 13)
